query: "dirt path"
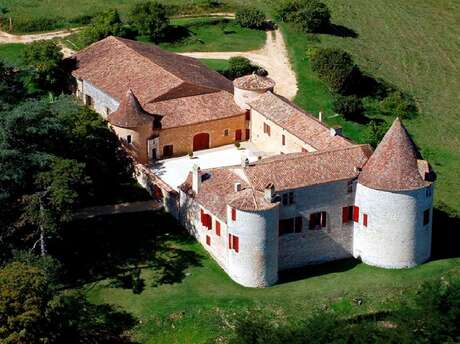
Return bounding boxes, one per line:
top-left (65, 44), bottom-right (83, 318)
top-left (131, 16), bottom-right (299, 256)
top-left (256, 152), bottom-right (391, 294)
top-left (180, 30), bottom-right (298, 100)
top-left (0, 28), bottom-right (80, 43)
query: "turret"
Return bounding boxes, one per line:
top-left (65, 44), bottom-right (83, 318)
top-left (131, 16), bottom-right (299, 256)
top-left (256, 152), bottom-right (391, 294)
top-left (233, 73), bottom-right (275, 110)
top-left (353, 118), bottom-right (435, 268)
top-left (226, 186), bottom-right (279, 287)
top-left (108, 89), bottom-right (162, 164)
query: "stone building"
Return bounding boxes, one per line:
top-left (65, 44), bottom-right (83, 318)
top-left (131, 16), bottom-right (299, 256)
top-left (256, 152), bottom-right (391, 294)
top-left (70, 37), bottom-right (435, 288)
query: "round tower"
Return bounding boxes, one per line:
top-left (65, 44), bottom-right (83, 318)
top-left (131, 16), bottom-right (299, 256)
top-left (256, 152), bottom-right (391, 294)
top-left (226, 186), bottom-right (279, 287)
top-left (233, 73), bottom-right (276, 110)
top-left (354, 118), bottom-right (435, 268)
top-left (108, 89), bottom-right (162, 164)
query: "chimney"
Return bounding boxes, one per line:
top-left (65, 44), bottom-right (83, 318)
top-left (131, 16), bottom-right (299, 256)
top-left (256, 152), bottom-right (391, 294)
top-left (192, 164), bottom-right (201, 193)
top-left (319, 111), bottom-right (323, 122)
top-left (241, 156), bottom-right (249, 168)
top-left (264, 183), bottom-right (275, 203)
top-left (234, 183), bottom-right (242, 192)
top-left (330, 126), bottom-right (343, 137)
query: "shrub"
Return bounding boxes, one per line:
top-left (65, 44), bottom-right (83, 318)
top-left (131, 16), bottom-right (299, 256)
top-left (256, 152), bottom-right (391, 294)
top-left (333, 95), bottom-right (364, 119)
top-left (275, 0), bottom-right (331, 33)
top-left (9, 16), bottom-right (64, 33)
top-left (294, 0), bottom-right (331, 32)
top-left (380, 91), bottom-right (417, 118)
top-left (235, 6), bottom-right (266, 29)
top-left (364, 120), bottom-right (390, 148)
top-left (310, 48), bottom-right (359, 94)
top-left (129, 1), bottom-right (169, 43)
top-left (225, 56), bottom-right (258, 79)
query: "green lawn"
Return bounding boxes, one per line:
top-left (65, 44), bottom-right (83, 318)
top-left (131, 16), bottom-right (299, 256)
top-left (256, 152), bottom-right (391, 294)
top-left (281, 0), bottom-right (460, 215)
top-left (0, 43), bottom-right (26, 66)
top-left (81, 213), bottom-right (460, 343)
top-left (199, 58), bottom-right (230, 71)
top-left (157, 18), bottom-right (266, 53)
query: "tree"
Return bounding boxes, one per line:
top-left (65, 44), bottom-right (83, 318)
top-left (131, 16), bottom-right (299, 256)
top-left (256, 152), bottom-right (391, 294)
top-left (380, 91), bottom-right (417, 118)
top-left (310, 48), bottom-right (359, 94)
top-left (22, 40), bottom-right (65, 92)
top-left (333, 94), bottom-right (364, 119)
top-left (79, 9), bottom-right (126, 47)
top-left (235, 6), bottom-right (266, 29)
top-left (294, 0), bottom-right (331, 32)
top-left (0, 59), bottom-right (25, 109)
top-left (364, 120), bottom-right (390, 148)
top-left (129, 1), bottom-right (169, 43)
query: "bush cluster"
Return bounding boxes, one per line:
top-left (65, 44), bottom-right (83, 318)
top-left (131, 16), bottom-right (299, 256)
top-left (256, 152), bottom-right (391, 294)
top-left (332, 95), bottom-right (364, 119)
top-left (379, 90), bottom-right (417, 119)
top-left (219, 56), bottom-right (259, 79)
top-left (235, 6), bottom-right (267, 30)
top-left (275, 0), bottom-right (331, 33)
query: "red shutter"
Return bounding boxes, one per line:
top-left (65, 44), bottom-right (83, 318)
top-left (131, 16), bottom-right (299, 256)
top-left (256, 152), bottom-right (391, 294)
top-left (321, 211), bottom-right (327, 227)
top-left (267, 125), bottom-right (271, 136)
top-left (206, 214), bottom-right (212, 229)
top-left (245, 128), bottom-right (250, 140)
top-left (228, 234), bottom-right (232, 249)
top-left (216, 221), bottom-right (221, 236)
top-left (200, 209), bottom-right (205, 225)
top-left (363, 214), bottom-right (368, 227)
top-left (233, 235), bottom-right (239, 253)
top-left (353, 206), bottom-right (360, 222)
top-left (231, 208), bottom-right (236, 221)
top-left (342, 207), bottom-right (349, 223)
top-left (245, 111), bottom-right (251, 121)
top-left (206, 235), bottom-right (211, 246)
top-left (282, 135), bottom-right (286, 146)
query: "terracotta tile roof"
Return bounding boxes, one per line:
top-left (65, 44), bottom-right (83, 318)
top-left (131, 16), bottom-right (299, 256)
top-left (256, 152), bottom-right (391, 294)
top-left (227, 188), bottom-right (278, 212)
top-left (248, 92), bottom-right (352, 150)
top-left (108, 89), bottom-right (160, 128)
top-left (144, 90), bottom-right (244, 129)
top-left (359, 118), bottom-right (431, 191)
top-left (233, 74), bottom-right (275, 91)
top-left (72, 36), bottom-right (233, 104)
top-left (245, 144), bottom-right (373, 192)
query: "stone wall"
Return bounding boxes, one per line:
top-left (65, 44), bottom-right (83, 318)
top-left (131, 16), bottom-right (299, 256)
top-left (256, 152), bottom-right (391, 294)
top-left (249, 108), bottom-right (316, 154)
top-left (77, 79), bottom-right (119, 119)
top-left (110, 123), bottom-right (154, 164)
top-left (278, 180), bottom-right (356, 270)
top-left (353, 183), bottom-right (433, 268)
top-left (159, 114), bottom-right (247, 158)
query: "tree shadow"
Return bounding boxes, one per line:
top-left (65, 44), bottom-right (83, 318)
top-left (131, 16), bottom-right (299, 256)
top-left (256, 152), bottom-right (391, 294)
top-left (431, 203), bottom-right (460, 261)
top-left (277, 258), bottom-right (359, 284)
top-left (50, 211), bottom-right (202, 291)
top-left (160, 25), bottom-right (192, 44)
top-left (321, 23), bottom-right (358, 38)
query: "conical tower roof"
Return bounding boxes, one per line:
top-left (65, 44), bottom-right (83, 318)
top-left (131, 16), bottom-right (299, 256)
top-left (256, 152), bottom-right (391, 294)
top-left (359, 118), bottom-right (429, 191)
top-left (108, 89), bottom-right (155, 128)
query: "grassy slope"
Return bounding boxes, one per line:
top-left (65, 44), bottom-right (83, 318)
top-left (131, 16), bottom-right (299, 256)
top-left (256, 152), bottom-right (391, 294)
top-left (282, 0), bottom-right (460, 214)
top-left (0, 43), bottom-right (26, 66)
top-left (199, 58), bottom-right (230, 71)
top-left (85, 213), bottom-right (460, 343)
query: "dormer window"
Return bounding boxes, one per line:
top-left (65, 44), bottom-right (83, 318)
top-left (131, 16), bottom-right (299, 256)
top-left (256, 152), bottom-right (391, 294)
top-left (127, 135), bottom-right (132, 144)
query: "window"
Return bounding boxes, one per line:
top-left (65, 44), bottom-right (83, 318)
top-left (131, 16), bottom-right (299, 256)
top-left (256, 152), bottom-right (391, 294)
top-left (282, 192), bottom-right (295, 206)
top-left (127, 135), bottom-right (132, 144)
top-left (347, 180), bottom-right (353, 193)
top-left (106, 107), bottom-right (110, 116)
top-left (224, 129), bottom-right (229, 136)
top-left (200, 209), bottom-right (212, 229)
top-left (206, 235), bottom-right (211, 246)
top-left (263, 123), bottom-right (271, 136)
top-left (309, 212), bottom-right (327, 230)
top-left (302, 148), bottom-right (308, 153)
top-left (246, 128), bottom-right (250, 140)
top-left (353, 206), bottom-right (360, 223)
top-left (215, 220), bottom-right (221, 236)
top-left (229, 234), bottom-right (239, 253)
top-left (279, 218), bottom-right (294, 236)
top-left (245, 111), bottom-right (251, 121)
top-left (163, 145), bottom-right (173, 158)
top-left (363, 213), bottom-right (368, 227)
top-left (231, 208), bottom-right (236, 221)
top-left (342, 206), bottom-right (353, 224)
top-left (423, 209), bottom-right (430, 226)
top-left (282, 134), bottom-right (286, 146)
top-left (295, 217), bottom-right (303, 232)
top-left (85, 94), bottom-right (93, 107)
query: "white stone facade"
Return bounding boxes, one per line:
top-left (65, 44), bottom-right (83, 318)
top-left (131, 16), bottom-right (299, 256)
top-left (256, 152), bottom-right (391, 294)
top-left (76, 79), bottom-right (119, 119)
top-left (353, 183), bottom-right (433, 268)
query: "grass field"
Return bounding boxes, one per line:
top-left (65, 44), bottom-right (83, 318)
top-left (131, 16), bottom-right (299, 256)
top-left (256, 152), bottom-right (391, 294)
top-left (199, 58), bottom-right (230, 71)
top-left (157, 18), bottom-right (266, 52)
top-left (80, 212), bottom-right (460, 343)
top-left (0, 43), bottom-right (26, 66)
top-left (281, 0), bottom-right (460, 215)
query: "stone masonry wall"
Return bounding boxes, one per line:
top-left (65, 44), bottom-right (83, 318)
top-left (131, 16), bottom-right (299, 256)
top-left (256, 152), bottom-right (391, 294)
top-left (78, 79), bottom-right (120, 119)
top-left (278, 179), bottom-right (356, 270)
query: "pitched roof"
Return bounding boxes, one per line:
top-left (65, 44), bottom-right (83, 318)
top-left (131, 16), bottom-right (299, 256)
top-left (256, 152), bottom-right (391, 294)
top-left (233, 74), bottom-right (275, 91)
top-left (72, 36), bottom-right (233, 105)
top-left (248, 92), bottom-right (352, 151)
top-left (108, 89), bottom-right (158, 128)
top-left (359, 118), bottom-right (430, 191)
top-left (245, 144), bottom-right (373, 192)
